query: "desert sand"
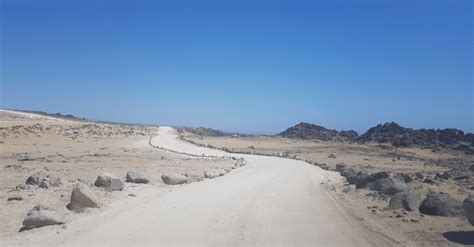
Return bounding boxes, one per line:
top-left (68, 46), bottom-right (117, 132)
top-left (182, 132), bottom-right (474, 246)
top-left (1, 110), bottom-right (472, 246)
top-left (1, 110), bottom-right (398, 246)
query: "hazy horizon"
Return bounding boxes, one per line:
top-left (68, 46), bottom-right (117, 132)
top-left (1, 1), bottom-right (472, 134)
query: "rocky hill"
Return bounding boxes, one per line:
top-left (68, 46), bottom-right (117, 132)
top-left (277, 122), bottom-right (358, 141)
top-left (358, 122), bottom-right (474, 151)
top-left (178, 127), bottom-right (230, 137)
top-left (278, 122), bottom-right (473, 153)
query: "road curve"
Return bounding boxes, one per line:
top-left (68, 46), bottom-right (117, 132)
top-left (11, 126), bottom-right (390, 246)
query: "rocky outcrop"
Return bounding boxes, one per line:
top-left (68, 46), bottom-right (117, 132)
top-left (25, 171), bottom-right (60, 189)
top-left (94, 173), bottom-right (125, 191)
top-left (389, 192), bottom-right (420, 211)
top-left (161, 174), bottom-right (188, 185)
top-left (358, 122), bottom-right (474, 150)
top-left (178, 127), bottom-right (229, 137)
top-left (419, 192), bottom-right (465, 217)
top-left (346, 170), bottom-right (390, 189)
top-left (277, 122), bottom-right (358, 141)
top-left (434, 171), bottom-right (452, 180)
top-left (462, 197), bottom-right (474, 225)
top-left (337, 164), bottom-right (408, 195)
top-left (336, 163), bottom-right (349, 173)
top-left (277, 121), bottom-right (473, 150)
top-left (67, 182), bottom-right (100, 212)
top-left (22, 205), bottom-right (64, 230)
top-left (126, 171), bottom-right (150, 184)
top-left (368, 177), bottom-right (408, 195)
top-left (338, 130), bottom-right (358, 140)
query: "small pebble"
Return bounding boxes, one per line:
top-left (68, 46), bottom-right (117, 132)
top-left (7, 196), bottom-right (22, 201)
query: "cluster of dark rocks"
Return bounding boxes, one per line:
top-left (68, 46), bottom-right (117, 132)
top-left (358, 122), bottom-right (474, 151)
top-left (336, 164), bottom-right (408, 195)
top-left (336, 163), bottom-right (474, 225)
top-left (277, 122), bottom-right (474, 153)
top-left (25, 171), bottom-right (61, 189)
top-left (277, 122), bottom-right (356, 141)
top-left (177, 127), bottom-right (230, 137)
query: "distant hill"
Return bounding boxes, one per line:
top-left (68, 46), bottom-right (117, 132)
top-left (277, 121), bottom-right (474, 153)
top-left (178, 127), bottom-right (230, 137)
top-left (277, 122), bottom-right (358, 141)
top-left (12, 109), bottom-right (88, 121)
top-left (358, 122), bottom-right (474, 150)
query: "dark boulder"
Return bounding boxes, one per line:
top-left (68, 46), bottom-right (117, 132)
top-left (126, 171), bottom-right (150, 184)
top-left (395, 173), bottom-right (413, 183)
top-left (318, 163), bottom-right (330, 170)
top-left (336, 163), bottom-right (348, 173)
top-left (346, 171), bottom-right (371, 188)
top-left (26, 171), bottom-right (60, 189)
top-left (346, 170), bottom-right (389, 189)
top-left (67, 182), bottom-right (100, 212)
top-left (369, 171), bottom-right (390, 181)
top-left (161, 174), bottom-right (188, 185)
top-left (94, 173), bottom-right (125, 191)
top-left (423, 178), bottom-right (438, 185)
top-left (341, 167), bottom-right (360, 178)
top-left (415, 172), bottom-right (424, 180)
top-left (368, 177), bottom-right (408, 195)
top-left (462, 197), bottom-right (474, 225)
top-left (22, 205), bottom-right (64, 230)
top-left (435, 171), bottom-right (452, 180)
top-left (419, 192), bottom-right (465, 217)
top-left (388, 192), bottom-right (420, 211)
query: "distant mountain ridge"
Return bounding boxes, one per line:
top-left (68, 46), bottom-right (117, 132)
top-left (358, 122), bottom-right (474, 149)
top-left (277, 122), bottom-right (358, 141)
top-left (178, 127), bottom-right (230, 137)
top-left (278, 122), bottom-right (474, 152)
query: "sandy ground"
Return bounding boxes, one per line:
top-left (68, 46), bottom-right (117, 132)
top-left (182, 134), bottom-right (474, 246)
top-left (0, 110), bottom-right (235, 243)
top-left (2, 109), bottom-right (471, 246)
top-left (3, 126), bottom-right (396, 246)
top-left (1, 111), bottom-right (400, 246)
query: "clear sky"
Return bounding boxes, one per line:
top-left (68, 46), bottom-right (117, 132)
top-left (1, 0), bottom-right (472, 134)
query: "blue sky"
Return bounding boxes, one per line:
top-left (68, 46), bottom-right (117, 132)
top-left (1, 0), bottom-right (472, 134)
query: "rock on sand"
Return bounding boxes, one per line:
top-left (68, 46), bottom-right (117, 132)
top-left (22, 205), bottom-right (64, 230)
top-left (419, 192), bottom-right (465, 217)
top-left (161, 174), bottom-right (188, 185)
top-left (94, 173), bottom-right (125, 191)
top-left (67, 182), bottom-right (100, 212)
top-left (26, 171), bottom-right (61, 189)
top-left (126, 171), bottom-right (150, 184)
top-left (388, 192), bottom-right (420, 211)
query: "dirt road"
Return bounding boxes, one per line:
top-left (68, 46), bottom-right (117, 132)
top-left (9, 126), bottom-right (390, 246)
